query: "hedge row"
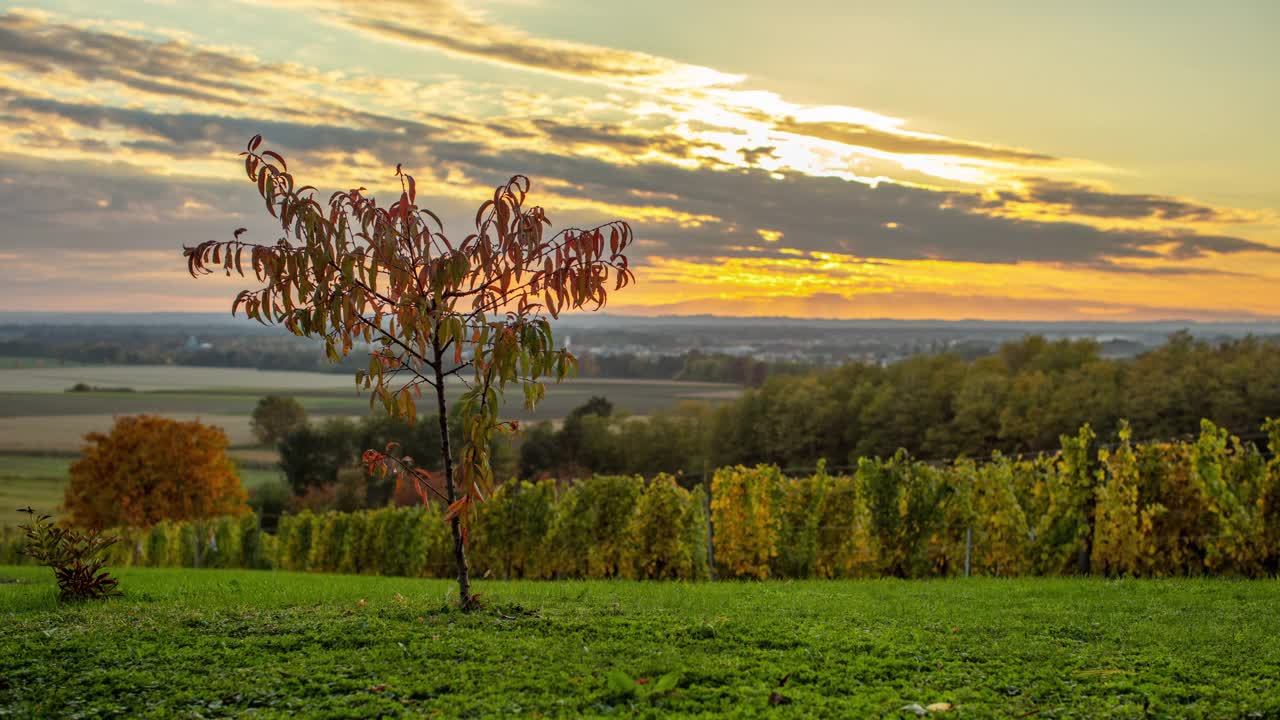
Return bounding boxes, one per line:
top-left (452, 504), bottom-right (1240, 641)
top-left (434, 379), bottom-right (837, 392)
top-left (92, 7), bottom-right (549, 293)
top-left (711, 419), bottom-right (1280, 579)
top-left (0, 475), bottom-right (711, 580)
top-left (4, 419), bottom-right (1275, 579)
top-left (0, 513), bottom-right (271, 570)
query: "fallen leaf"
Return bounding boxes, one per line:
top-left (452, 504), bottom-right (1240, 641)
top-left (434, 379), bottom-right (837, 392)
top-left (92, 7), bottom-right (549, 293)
top-left (393, 593), bottom-right (407, 604)
top-left (636, 677), bottom-right (651, 685)
top-left (370, 684), bottom-right (389, 693)
top-left (927, 702), bottom-right (954, 712)
top-left (769, 692), bottom-right (792, 706)
top-left (902, 703), bottom-right (927, 716)
top-left (356, 598), bottom-right (368, 607)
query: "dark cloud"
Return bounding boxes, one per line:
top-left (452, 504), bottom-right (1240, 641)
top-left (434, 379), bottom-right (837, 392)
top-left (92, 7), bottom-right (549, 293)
top-left (419, 144), bottom-right (1278, 267)
top-left (995, 178), bottom-right (1244, 223)
top-left (527, 119), bottom-right (724, 160)
top-left (0, 12), bottom-right (264, 104)
top-left (775, 118), bottom-right (1056, 163)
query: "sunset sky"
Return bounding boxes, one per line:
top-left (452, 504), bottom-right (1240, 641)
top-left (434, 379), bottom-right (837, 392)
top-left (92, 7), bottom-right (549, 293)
top-left (1, 0), bottom-right (1277, 320)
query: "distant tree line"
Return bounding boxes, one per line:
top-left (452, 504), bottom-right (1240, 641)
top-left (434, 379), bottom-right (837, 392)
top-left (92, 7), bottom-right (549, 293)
top-left (520, 333), bottom-right (1280, 480)
top-left (0, 329), bottom-right (806, 384)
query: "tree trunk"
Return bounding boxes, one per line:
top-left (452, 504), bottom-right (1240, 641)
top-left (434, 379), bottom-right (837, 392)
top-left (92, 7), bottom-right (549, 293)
top-left (433, 348), bottom-right (473, 607)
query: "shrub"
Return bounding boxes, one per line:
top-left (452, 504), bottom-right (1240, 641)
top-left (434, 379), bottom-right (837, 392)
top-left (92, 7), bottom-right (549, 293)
top-left (17, 507), bottom-right (122, 601)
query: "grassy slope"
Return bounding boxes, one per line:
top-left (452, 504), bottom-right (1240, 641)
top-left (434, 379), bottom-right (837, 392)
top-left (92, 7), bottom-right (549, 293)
top-left (1, 568), bottom-right (1278, 718)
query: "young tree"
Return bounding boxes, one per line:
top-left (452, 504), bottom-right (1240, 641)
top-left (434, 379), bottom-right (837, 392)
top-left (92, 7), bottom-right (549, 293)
top-left (250, 395), bottom-right (309, 445)
top-left (184, 135), bottom-right (635, 606)
top-left (66, 415), bottom-right (248, 530)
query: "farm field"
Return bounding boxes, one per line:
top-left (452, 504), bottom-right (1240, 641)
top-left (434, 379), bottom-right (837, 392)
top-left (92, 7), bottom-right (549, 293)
top-left (1, 569), bottom-right (1278, 718)
top-left (0, 365), bottom-right (739, 452)
top-left (0, 453), bottom-right (282, 524)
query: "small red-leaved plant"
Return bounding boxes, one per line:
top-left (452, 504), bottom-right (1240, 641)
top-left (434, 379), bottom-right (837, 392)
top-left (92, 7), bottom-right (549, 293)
top-left (18, 507), bottom-right (122, 601)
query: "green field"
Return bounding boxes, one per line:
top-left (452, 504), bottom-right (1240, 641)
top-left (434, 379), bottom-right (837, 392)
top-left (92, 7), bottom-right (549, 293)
top-left (0, 357), bottom-right (84, 369)
top-left (0, 453), bottom-right (282, 523)
top-left (0, 364), bottom-right (739, 454)
top-left (1, 569), bottom-right (1277, 718)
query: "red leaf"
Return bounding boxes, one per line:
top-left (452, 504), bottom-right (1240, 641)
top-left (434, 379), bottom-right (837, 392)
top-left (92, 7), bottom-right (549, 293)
top-left (262, 150), bottom-right (287, 171)
top-left (234, 227), bottom-right (247, 239)
top-left (444, 496), bottom-right (469, 521)
top-left (249, 134), bottom-right (263, 151)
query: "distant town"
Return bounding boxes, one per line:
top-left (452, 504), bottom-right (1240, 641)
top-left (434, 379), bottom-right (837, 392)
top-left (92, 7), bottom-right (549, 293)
top-left (2, 312), bottom-right (1278, 376)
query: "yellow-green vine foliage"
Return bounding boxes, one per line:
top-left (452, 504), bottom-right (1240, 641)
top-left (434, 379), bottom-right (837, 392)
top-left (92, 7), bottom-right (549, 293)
top-left (1265, 418), bottom-right (1280, 563)
top-left (405, 508), bottom-right (453, 578)
top-left (1191, 420), bottom-right (1272, 575)
top-left (858, 452), bottom-right (949, 578)
top-left (4, 421), bottom-right (1277, 580)
top-left (710, 465), bottom-right (782, 579)
top-left (812, 471), bottom-right (878, 578)
top-left (623, 474), bottom-right (708, 580)
top-left (773, 463), bottom-right (825, 578)
top-left (1131, 441), bottom-right (1208, 575)
top-left (470, 480), bottom-right (557, 579)
top-left (546, 475), bottom-right (643, 578)
top-left (1031, 425), bottom-right (1096, 574)
top-left (277, 510), bottom-right (315, 571)
top-left (307, 511), bottom-right (348, 572)
top-left (1091, 423), bottom-right (1149, 576)
top-left (943, 456), bottom-right (1034, 576)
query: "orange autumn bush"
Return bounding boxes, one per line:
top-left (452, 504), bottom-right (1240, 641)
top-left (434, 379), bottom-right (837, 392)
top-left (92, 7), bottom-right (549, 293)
top-left (65, 415), bottom-right (248, 529)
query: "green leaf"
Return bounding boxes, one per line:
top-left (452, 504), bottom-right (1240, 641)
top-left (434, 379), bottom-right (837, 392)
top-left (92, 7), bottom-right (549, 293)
top-left (653, 672), bottom-right (680, 694)
top-left (605, 671), bottom-right (636, 696)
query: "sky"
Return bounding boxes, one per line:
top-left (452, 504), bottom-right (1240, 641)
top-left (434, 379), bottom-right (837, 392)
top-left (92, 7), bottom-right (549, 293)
top-left (0, 0), bottom-right (1277, 321)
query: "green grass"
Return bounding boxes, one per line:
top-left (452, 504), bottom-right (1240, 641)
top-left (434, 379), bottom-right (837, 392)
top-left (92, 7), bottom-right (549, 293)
top-left (1, 569), bottom-right (1277, 718)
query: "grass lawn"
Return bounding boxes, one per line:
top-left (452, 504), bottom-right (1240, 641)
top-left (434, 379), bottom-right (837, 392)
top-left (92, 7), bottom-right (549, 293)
top-left (1, 569), bottom-right (1277, 718)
